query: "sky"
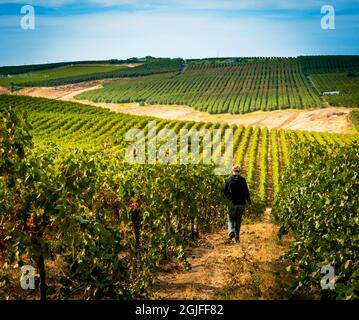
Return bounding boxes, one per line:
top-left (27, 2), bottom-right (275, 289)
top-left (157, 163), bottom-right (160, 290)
top-left (0, 0), bottom-right (358, 66)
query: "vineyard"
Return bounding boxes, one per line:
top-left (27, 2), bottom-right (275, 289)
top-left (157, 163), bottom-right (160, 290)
top-left (0, 95), bottom-right (356, 201)
top-left (0, 95), bottom-right (358, 300)
top-left (1, 52), bottom-right (359, 302)
top-left (0, 110), bottom-right (227, 299)
top-left (3, 56), bottom-right (359, 115)
top-left (0, 0), bottom-right (358, 301)
top-left (310, 73), bottom-right (359, 108)
top-left (77, 58), bottom-right (320, 114)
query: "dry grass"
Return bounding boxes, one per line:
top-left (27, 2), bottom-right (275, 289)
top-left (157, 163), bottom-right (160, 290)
top-left (153, 209), bottom-right (297, 300)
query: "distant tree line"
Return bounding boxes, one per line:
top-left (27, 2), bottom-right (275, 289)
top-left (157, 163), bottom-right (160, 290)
top-left (298, 55), bottom-right (359, 74)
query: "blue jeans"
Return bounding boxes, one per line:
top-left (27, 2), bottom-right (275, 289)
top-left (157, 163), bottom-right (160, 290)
top-left (228, 204), bottom-right (245, 240)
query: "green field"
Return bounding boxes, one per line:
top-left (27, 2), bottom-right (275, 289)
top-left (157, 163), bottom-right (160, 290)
top-left (77, 58), bottom-right (320, 114)
top-left (0, 65), bottom-right (128, 87)
top-left (310, 73), bottom-right (359, 108)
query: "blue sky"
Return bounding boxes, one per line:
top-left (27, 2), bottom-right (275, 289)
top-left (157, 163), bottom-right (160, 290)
top-left (0, 0), bottom-right (358, 66)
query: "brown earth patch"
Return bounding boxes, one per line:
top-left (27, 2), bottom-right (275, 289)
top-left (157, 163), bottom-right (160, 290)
top-left (153, 209), bottom-right (295, 300)
top-left (0, 86), bottom-right (9, 95)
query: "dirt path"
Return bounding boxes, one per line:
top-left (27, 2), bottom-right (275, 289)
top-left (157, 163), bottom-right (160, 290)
top-left (153, 209), bottom-right (293, 300)
top-left (12, 81), bottom-right (107, 100)
top-left (11, 83), bottom-right (355, 133)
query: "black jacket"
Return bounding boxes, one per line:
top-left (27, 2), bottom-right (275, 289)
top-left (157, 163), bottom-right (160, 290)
top-left (223, 174), bottom-right (252, 205)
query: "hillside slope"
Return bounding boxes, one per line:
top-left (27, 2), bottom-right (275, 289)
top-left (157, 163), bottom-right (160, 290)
top-left (14, 84), bottom-right (354, 133)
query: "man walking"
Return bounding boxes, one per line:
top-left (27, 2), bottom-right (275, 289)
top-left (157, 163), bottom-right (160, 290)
top-left (223, 164), bottom-right (252, 243)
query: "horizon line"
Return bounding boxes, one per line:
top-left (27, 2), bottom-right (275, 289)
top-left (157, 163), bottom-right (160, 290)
top-left (2, 54), bottom-right (359, 68)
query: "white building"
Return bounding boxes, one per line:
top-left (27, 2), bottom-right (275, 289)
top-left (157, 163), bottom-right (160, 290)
top-left (322, 91), bottom-right (340, 95)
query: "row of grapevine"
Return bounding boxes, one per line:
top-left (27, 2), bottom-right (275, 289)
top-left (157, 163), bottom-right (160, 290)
top-left (273, 142), bottom-right (358, 300)
top-left (258, 127), bottom-right (268, 202)
top-left (279, 129), bottom-right (290, 167)
top-left (271, 129), bottom-right (280, 197)
top-left (246, 127), bottom-right (260, 189)
top-left (234, 126), bottom-right (253, 166)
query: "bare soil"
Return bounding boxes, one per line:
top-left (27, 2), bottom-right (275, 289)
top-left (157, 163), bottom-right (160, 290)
top-left (153, 209), bottom-right (295, 300)
top-left (0, 87), bottom-right (9, 95)
top-left (12, 81), bottom-right (106, 100)
top-left (106, 105), bottom-right (353, 134)
top-left (9, 82), bottom-right (355, 133)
